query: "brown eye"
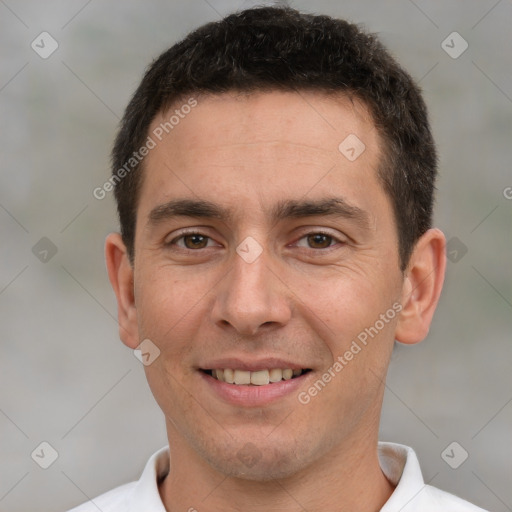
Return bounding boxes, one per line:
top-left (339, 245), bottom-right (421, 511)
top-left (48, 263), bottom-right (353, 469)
top-left (182, 234), bottom-right (209, 249)
top-left (306, 233), bottom-right (334, 249)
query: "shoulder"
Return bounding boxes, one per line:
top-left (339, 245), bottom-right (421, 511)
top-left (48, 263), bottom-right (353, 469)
top-left (65, 481), bottom-right (136, 512)
top-left (422, 484), bottom-right (489, 511)
top-left (64, 446), bottom-right (169, 512)
top-left (378, 442), bottom-right (489, 511)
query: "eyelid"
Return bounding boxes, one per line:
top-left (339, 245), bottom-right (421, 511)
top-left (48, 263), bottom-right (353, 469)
top-left (164, 227), bottom-right (347, 250)
top-left (165, 228), bottom-right (221, 247)
top-left (293, 232), bottom-right (344, 249)
top-left (292, 227), bottom-right (347, 243)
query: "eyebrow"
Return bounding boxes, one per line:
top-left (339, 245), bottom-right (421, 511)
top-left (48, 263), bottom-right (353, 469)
top-left (147, 197), bottom-right (371, 229)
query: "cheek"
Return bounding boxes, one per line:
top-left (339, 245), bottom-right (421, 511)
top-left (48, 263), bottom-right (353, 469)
top-left (134, 265), bottom-right (211, 360)
top-left (294, 264), bottom-right (400, 376)
top-left (299, 268), bottom-right (383, 334)
top-left (135, 269), bottom-right (206, 416)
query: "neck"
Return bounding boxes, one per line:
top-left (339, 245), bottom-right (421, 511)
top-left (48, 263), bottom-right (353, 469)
top-left (159, 423), bottom-right (394, 512)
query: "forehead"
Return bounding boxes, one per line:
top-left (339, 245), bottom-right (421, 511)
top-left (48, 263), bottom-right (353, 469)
top-left (139, 90), bottom-right (387, 223)
top-left (152, 90), bottom-right (377, 158)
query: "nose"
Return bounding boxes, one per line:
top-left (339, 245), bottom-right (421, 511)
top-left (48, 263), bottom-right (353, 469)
top-left (211, 246), bottom-right (292, 337)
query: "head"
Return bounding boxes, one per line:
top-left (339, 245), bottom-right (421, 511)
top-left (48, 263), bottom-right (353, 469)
top-left (106, 6), bottom-right (445, 480)
top-left (112, 6), bottom-right (437, 271)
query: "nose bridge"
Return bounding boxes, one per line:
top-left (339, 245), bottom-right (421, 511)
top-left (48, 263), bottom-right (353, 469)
top-left (212, 242), bottom-right (291, 335)
top-left (232, 247), bottom-right (271, 301)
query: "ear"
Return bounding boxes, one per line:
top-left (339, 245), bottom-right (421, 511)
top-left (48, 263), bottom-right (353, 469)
top-left (105, 233), bottom-right (139, 349)
top-left (395, 228), bottom-right (446, 345)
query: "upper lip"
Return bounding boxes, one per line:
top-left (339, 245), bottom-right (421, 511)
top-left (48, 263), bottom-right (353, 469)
top-left (199, 357), bottom-right (310, 372)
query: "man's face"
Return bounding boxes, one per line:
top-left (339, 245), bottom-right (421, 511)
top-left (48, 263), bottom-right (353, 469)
top-left (132, 91), bottom-right (405, 479)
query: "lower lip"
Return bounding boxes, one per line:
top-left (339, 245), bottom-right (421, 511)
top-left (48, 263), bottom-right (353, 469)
top-left (200, 371), bottom-right (311, 407)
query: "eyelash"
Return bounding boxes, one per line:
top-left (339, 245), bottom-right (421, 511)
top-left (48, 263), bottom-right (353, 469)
top-left (166, 230), bottom-right (345, 251)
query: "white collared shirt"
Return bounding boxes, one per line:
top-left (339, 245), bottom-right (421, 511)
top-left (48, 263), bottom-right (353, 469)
top-left (67, 442), bottom-right (487, 511)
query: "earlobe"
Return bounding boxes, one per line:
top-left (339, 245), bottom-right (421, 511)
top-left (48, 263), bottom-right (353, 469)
top-left (105, 233), bottom-right (139, 349)
top-left (395, 228), bottom-right (446, 345)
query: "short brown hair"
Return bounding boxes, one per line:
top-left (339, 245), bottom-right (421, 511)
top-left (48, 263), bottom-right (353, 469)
top-left (112, 6), bottom-right (437, 270)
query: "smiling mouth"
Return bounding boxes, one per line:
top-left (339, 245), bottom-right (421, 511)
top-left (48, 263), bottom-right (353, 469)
top-left (202, 368), bottom-right (312, 386)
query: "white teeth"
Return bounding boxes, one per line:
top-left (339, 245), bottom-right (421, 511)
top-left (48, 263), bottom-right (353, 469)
top-left (209, 368), bottom-right (305, 385)
top-left (224, 368), bottom-right (234, 384)
top-left (234, 369), bottom-right (251, 385)
top-left (250, 370), bottom-right (270, 386)
top-left (282, 369), bottom-right (293, 380)
top-left (269, 368), bottom-right (283, 382)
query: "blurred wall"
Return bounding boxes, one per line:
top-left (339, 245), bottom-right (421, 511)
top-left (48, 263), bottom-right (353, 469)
top-left (1, 1), bottom-right (511, 511)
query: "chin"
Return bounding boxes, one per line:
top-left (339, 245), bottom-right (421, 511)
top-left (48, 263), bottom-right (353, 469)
top-left (200, 438), bottom-right (315, 481)
top-left (215, 456), bottom-right (306, 481)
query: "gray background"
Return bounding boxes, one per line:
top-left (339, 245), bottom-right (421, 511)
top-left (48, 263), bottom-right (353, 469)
top-left (1, 1), bottom-right (511, 511)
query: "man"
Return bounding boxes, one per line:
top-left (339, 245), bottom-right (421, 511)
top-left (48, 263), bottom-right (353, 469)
top-left (70, 6), bottom-right (487, 511)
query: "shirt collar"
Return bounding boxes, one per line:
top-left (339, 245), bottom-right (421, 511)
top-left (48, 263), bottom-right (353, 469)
top-left (126, 446), bottom-right (169, 512)
top-left (379, 442), bottom-right (428, 510)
